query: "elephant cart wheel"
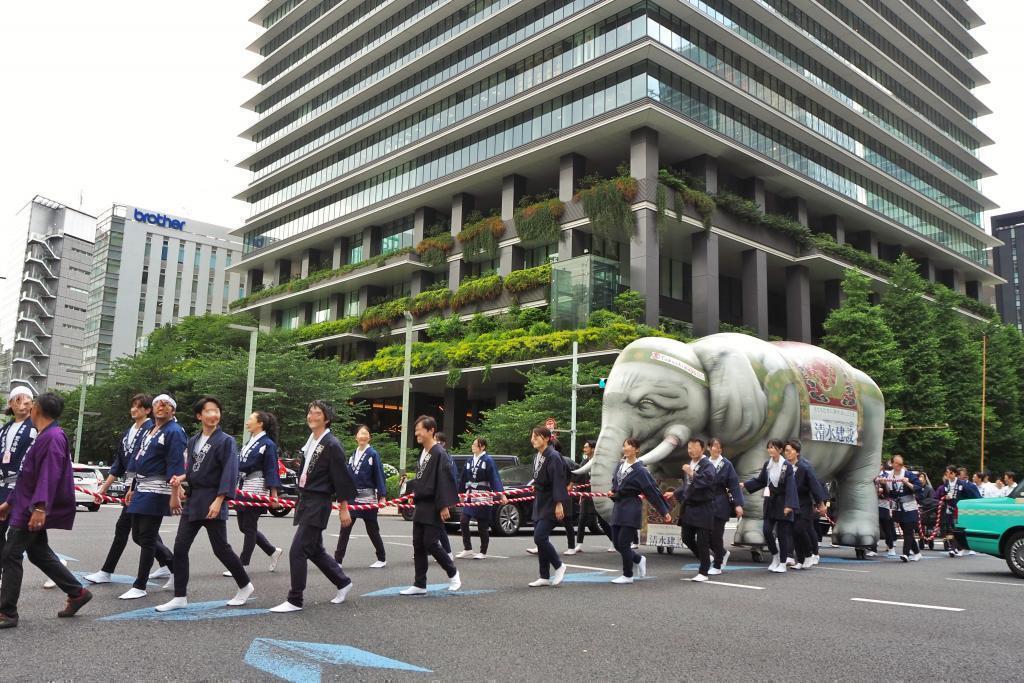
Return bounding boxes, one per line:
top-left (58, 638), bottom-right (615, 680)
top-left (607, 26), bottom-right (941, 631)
top-left (657, 547), bottom-right (665, 554)
top-left (750, 550), bottom-right (763, 563)
top-left (855, 548), bottom-right (867, 560)
top-left (1004, 532), bottom-right (1024, 579)
top-left (667, 547), bottom-right (674, 554)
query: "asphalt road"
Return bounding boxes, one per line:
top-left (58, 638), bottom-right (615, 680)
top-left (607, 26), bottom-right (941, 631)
top-left (1, 505), bottom-right (1020, 682)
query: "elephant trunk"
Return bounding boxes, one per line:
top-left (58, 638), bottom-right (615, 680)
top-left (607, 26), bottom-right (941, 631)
top-left (590, 426), bottom-right (625, 520)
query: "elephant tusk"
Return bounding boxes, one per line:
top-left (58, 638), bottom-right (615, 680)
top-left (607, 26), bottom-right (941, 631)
top-left (572, 459), bottom-right (595, 476)
top-left (637, 434), bottom-right (682, 467)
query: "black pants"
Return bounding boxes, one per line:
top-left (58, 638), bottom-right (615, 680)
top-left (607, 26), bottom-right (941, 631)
top-left (413, 522), bottom-right (457, 588)
top-left (172, 517), bottom-right (249, 598)
top-left (287, 523), bottom-right (350, 607)
top-left (334, 512), bottom-right (386, 564)
top-left (561, 498), bottom-right (576, 549)
top-left (438, 519), bottom-right (452, 554)
top-left (611, 524), bottom-right (642, 577)
top-left (0, 519), bottom-right (8, 584)
top-left (872, 507), bottom-right (897, 552)
top-left (793, 506), bottom-right (818, 562)
top-left (682, 524), bottom-right (712, 575)
top-left (941, 510), bottom-right (960, 552)
top-left (460, 515), bottom-right (490, 554)
top-left (894, 511), bottom-right (920, 556)
top-left (711, 516), bottom-right (727, 568)
top-left (0, 528), bottom-right (84, 617)
top-left (532, 518), bottom-right (562, 579)
top-left (236, 509), bottom-right (277, 565)
top-left (101, 507), bottom-right (167, 574)
top-left (763, 517), bottom-right (793, 561)
top-left (131, 514), bottom-right (174, 590)
top-left (575, 500), bottom-right (613, 546)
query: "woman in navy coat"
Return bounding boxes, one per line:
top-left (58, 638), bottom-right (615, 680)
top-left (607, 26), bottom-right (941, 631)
top-left (334, 425), bottom-right (388, 568)
top-left (609, 438), bottom-right (671, 585)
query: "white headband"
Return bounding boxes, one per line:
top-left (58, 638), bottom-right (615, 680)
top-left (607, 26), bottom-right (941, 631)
top-left (152, 393), bottom-right (177, 410)
top-left (8, 386), bottom-right (33, 402)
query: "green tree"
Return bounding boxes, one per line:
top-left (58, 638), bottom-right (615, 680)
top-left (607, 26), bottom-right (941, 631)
top-left (931, 287), bottom-right (983, 468)
top-left (822, 269), bottom-right (905, 452)
top-left (980, 321), bottom-right (1024, 476)
top-left (879, 255), bottom-right (954, 470)
top-left (463, 362), bottom-right (611, 458)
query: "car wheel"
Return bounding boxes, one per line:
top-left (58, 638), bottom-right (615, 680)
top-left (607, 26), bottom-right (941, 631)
top-left (401, 507), bottom-right (414, 522)
top-left (268, 506), bottom-right (291, 518)
top-left (750, 550), bottom-right (763, 563)
top-left (88, 503), bottom-right (101, 512)
top-left (492, 504), bottom-right (521, 537)
top-left (1005, 532), bottom-right (1024, 579)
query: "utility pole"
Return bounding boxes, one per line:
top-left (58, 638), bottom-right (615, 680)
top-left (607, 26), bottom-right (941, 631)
top-left (570, 341), bottom-right (578, 463)
top-left (228, 324), bottom-right (259, 445)
top-left (980, 334), bottom-right (987, 472)
top-left (399, 312), bottom-right (414, 475)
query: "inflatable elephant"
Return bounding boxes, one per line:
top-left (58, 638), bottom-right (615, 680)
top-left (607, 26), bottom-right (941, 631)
top-left (583, 334), bottom-right (884, 549)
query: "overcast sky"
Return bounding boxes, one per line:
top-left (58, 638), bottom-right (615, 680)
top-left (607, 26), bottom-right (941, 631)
top-left (0, 0), bottom-right (1020, 231)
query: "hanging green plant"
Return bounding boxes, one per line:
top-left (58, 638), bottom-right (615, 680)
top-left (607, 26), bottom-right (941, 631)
top-left (514, 198), bottom-right (565, 245)
top-left (574, 172), bottom-right (637, 243)
top-left (360, 297), bottom-right (411, 333)
top-left (457, 213), bottom-right (505, 261)
top-left (451, 273), bottom-right (504, 309)
top-left (504, 263), bottom-right (552, 299)
top-left (409, 285), bottom-right (452, 318)
top-left (656, 169), bottom-right (715, 234)
top-left (415, 232), bottom-right (454, 268)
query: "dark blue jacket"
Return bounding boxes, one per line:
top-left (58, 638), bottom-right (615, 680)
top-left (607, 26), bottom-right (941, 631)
top-left (532, 446), bottom-right (568, 522)
top-left (709, 456), bottom-right (744, 521)
top-left (110, 419), bottom-right (153, 479)
top-left (347, 445), bottom-right (386, 496)
top-left (459, 453), bottom-right (504, 520)
top-left (794, 458), bottom-right (828, 511)
top-left (183, 428), bottom-right (238, 522)
top-left (238, 432), bottom-right (282, 489)
top-left (743, 459), bottom-right (799, 521)
top-left (673, 456), bottom-right (716, 530)
top-left (126, 419), bottom-right (187, 517)
top-left (611, 461), bottom-right (669, 529)
top-left (411, 443), bottom-right (458, 526)
top-left (0, 418), bottom-right (36, 504)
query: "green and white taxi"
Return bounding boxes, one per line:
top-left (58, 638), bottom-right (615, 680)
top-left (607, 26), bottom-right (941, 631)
top-left (955, 482), bottom-right (1024, 579)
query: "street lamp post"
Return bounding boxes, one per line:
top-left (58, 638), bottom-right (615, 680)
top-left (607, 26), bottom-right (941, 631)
top-left (399, 311), bottom-right (414, 475)
top-left (68, 369), bottom-right (98, 463)
top-left (229, 324), bottom-right (259, 445)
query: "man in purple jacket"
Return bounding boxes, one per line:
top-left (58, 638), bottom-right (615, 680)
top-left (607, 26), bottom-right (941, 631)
top-left (0, 393), bottom-right (92, 628)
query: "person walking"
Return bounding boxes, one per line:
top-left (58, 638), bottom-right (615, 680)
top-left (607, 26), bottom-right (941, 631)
top-left (741, 439), bottom-right (798, 573)
top-left (230, 410), bottom-right (284, 575)
top-left (0, 386), bottom-right (37, 586)
top-left (456, 437), bottom-right (506, 560)
top-left (570, 440), bottom-right (613, 554)
top-left (334, 425), bottom-right (388, 569)
top-left (705, 438), bottom-right (743, 575)
top-left (526, 426), bottom-right (568, 588)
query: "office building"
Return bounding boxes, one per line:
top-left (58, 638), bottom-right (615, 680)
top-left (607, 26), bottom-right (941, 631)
top-left (992, 210), bottom-right (1024, 331)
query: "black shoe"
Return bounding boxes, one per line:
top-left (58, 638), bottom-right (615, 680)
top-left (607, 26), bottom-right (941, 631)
top-left (58, 588), bottom-right (93, 618)
top-left (0, 613), bottom-right (18, 629)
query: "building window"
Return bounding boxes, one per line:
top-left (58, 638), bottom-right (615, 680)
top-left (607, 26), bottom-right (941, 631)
top-left (349, 234), bottom-right (364, 263)
top-left (523, 244), bottom-right (557, 269)
top-left (381, 217), bottom-right (414, 253)
top-left (313, 297), bottom-right (330, 324)
top-left (160, 238), bottom-right (169, 262)
top-left (659, 256), bottom-right (686, 301)
top-left (465, 259), bottom-right (499, 279)
top-left (281, 306), bottom-right (302, 330)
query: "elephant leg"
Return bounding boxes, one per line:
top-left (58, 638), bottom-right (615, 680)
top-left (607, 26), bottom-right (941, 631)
top-left (733, 451), bottom-right (767, 546)
top-left (832, 399), bottom-right (883, 548)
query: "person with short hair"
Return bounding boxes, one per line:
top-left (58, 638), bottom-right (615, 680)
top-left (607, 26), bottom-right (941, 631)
top-left (704, 437), bottom-right (744, 575)
top-left (456, 436), bottom-right (507, 560)
top-left (785, 439), bottom-right (827, 570)
top-left (1003, 471), bottom-right (1019, 496)
top-left (84, 394), bottom-right (171, 585)
top-left (0, 386), bottom-right (37, 585)
top-left (526, 426), bottom-right (569, 588)
top-left (271, 401), bottom-right (358, 613)
top-left (880, 454), bottom-right (922, 563)
top-left (570, 439), bottom-right (613, 553)
top-left (0, 393), bottom-right (92, 628)
top-left (665, 438), bottom-right (715, 582)
top-left (229, 410), bottom-right (283, 575)
top-left (120, 393), bottom-right (186, 600)
top-left (741, 439), bottom-right (798, 573)
top-left (935, 465), bottom-right (979, 557)
top-left (156, 396), bottom-right (254, 612)
top-left (334, 425), bottom-right (388, 569)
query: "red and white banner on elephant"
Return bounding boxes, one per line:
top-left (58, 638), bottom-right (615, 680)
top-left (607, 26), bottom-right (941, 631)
top-left (775, 342), bottom-right (862, 446)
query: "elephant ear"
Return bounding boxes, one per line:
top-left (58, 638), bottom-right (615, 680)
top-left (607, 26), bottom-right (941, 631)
top-left (691, 339), bottom-right (767, 447)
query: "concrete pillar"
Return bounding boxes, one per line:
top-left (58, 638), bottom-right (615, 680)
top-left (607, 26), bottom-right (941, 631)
top-left (824, 279), bottom-right (846, 312)
top-left (299, 302), bottom-right (313, 326)
top-left (332, 236), bottom-right (349, 269)
top-left (818, 215), bottom-right (845, 244)
top-left (952, 269), bottom-right (966, 294)
top-left (692, 231), bottom-right (720, 337)
top-left (630, 209), bottom-right (660, 327)
top-left (630, 127), bottom-right (659, 181)
top-left (410, 271), bottom-right (433, 298)
top-left (742, 177), bottom-right (766, 211)
top-left (363, 225), bottom-right (381, 258)
top-left (559, 153), bottom-right (586, 202)
top-left (741, 248), bottom-right (768, 338)
top-left (268, 259), bottom-right (289, 286)
top-left (358, 285), bottom-right (383, 311)
top-left (501, 174), bottom-right (527, 221)
top-left (258, 305), bottom-right (273, 332)
top-left (414, 207), bottom-right (437, 245)
top-left (786, 265), bottom-right (811, 342)
top-left (329, 292), bottom-right (344, 320)
top-left (499, 245), bottom-right (525, 277)
top-left (784, 197), bottom-right (808, 227)
top-left (558, 228), bottom-right (584, 262)
top-left (443, 387), bottom-right (468, 443)
top-left (684, 154), bottom-right (718, 194)
top-left (494, 382), bottom-right (524, 405)
top-left (449, 193), bottom-right (474, 289)
top-left (966, 280), bottom-right (980, 301)
top-left (915, 256), bottom-right (936, 282)
top-left (849, 231), bottom-right (879, 259)
top-left (247, 268), bottom-right (264, 296)
top-left (300, 248), bottom-right (321, 278)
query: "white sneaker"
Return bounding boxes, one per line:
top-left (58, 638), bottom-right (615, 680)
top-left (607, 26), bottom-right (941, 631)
top-left (721, 550), bottom-right (731, 569)
top-left (910, 552), bottom-right (922, 562)
top-left (551, 564), bottom-right (566, 586)
top-left (955, 550), bottom-right (965, 557)
top-left (900, 554), bottom-right (910, 563)
top-left (222, 570), bottom-right (234, 577)
top-left (528, 578), bottom-right (551, 587)
top-left (630, 543), bottom-right (639, 550)
top-left (968, 550), bottom-right (977, 556)
top-left (607, 545), bottom-right (616, 553)
top-left (369, 560), bottom-right (387, 568)
top-left (269, 548), bottom-right (283, 572)
top-left (611, 575), bottom-right (634, 584)
top-left (118, 587), bottom-right (147, 600)
top-left (162, 576), bottom-right (174, 591)
top-left (330, 583), bottom-right (352, 604)
top-left (785, 557), bottom-right (795, 566)
top-left (866, 550), bottom-right (878, 557)
top-left (150, 566), bottom-right (171, 579)
top-left (801, 558), bottom-right (814, 569)
top-left (84, 571), bottom-right (112, 584)
top-left (690, 574), bottom-right (709, 582)
top-left (790, 562), bottom-right (803, 570)
top-left (886, 549), bottom-right (897, 558)
top-left (155, 597), bottom-right (187, 612)
top-left (448, 571), bottom-right (462, 592)
top-left (564, 546), bottom-right (579, 556)
top-left (227, 582), bottom-right (255, 606)
top-left (636, 556), bottom-right (647, 579)
top-left (526, 547), bottom-right (538, 555)
top-left (769, 563), bottom-right (787, 573)
top-left (768, 554), bottom-right (781, 571)
top-left (269, 601), bottom-right (302, 613)
top-left (708, 567), bottom-right (723, 576)
top-left (811, 554), bottom-right (820, 565)
top-left (472, 553), bottom-right (487, 560)
top-left (455, 550), bottom-right (474, 559)
top-left (399, 586), bottom-right (427, 595)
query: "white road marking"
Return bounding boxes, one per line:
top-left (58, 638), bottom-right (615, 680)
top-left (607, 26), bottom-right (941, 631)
top-left (385, 542), bottom-right (415, 548)
top-left (850, 598), bottom-right (963, 611)
top-left (946, 577), bottom-right (1024, 588)
top-left (816, 567), bottom-right (871, 574)
top-left (703, 580), bottom-right (765, 590)
top-left (563, 563), bottom-right (616, 572)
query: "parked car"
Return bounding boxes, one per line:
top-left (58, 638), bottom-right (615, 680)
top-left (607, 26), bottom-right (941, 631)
top-left (955, 481), bottom-right (1024, 578)
top-left (401, 455), bottom-right (601, 536)
top-left (72, 464), bottom-right (105, 512)
top-left (269, 464), bottom-right (298, 517)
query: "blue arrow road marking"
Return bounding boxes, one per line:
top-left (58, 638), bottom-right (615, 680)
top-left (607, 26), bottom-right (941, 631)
top-left (680, 564), bottom-right (764, 572)
top-left (73, 571), bottom-right (157, 586)
top-left (100, 600), bottom-right (266, 622)
top-left (244, 638), bottom-right (431, 681)
top-left (560, 572), bottom-right (656, 583)
top-left (56, 553), bottom-right (79, 563)
top-left (361, 584), bottom-right (495, 598)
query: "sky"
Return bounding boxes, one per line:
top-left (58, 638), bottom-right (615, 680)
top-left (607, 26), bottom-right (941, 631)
top-left (0, 0), bottom-right (1021, 232)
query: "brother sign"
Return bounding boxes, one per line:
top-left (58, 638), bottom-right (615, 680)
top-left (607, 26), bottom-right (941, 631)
top-left (134, 208), bottom-right (186, 231)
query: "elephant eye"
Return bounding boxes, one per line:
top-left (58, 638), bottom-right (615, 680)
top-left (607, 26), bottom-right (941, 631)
top-left (636, 397), bottom-right (666, 416)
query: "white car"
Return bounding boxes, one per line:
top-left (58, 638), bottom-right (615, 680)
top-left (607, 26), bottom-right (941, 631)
top-left (72, 464), bottom-right (104, 512)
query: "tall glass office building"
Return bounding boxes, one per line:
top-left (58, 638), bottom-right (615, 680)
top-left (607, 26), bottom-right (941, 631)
top-left (231, 0), bottom-right (998, 436)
